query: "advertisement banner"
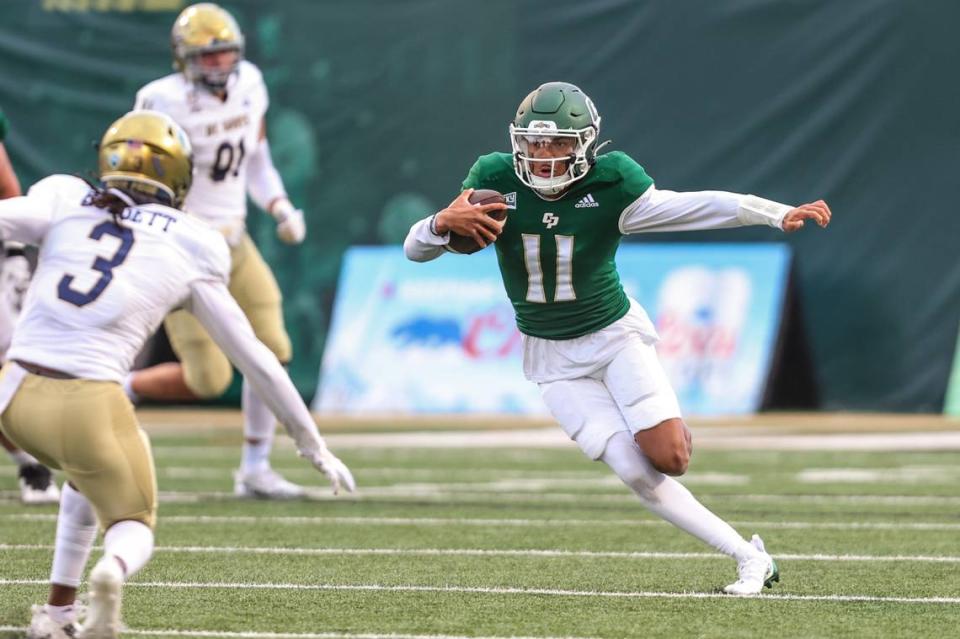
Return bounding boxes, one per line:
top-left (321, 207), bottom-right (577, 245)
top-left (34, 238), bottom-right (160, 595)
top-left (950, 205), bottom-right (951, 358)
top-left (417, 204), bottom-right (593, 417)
top-left (946, 326), bottom-right (960, 416)
top-left (313, 244), bottom-right (791, 416)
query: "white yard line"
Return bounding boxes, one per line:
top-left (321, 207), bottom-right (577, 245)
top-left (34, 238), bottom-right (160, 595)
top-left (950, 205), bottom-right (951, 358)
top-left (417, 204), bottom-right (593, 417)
top-left (145, 428), bottom-right (960, 452)
top-left (194, 476), bottom-right (630, 491)
top-left (1, 579), bottom-right (957, 604)
top-left (796, 466), bottom-right (960, 484)
top-left (0, 488), bottom-right (935, 506)
top-left (0, 628), bottom-right (596, 639)
top-left (323, 429), bottom-right (960, 452)
top-left (152, 468), bottom-right (616, 481)
top-left (146, 489), bottom-right (960, 505)
top-left (7, 513), bottom-right (960, 531)
top-left (1, 543), bottom-right (958, 563)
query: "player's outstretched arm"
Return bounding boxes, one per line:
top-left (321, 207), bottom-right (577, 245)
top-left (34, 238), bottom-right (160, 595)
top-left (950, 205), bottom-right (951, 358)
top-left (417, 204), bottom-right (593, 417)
top-left (186, 279), bottom-right (356, 494)
top-left (620, 187), bottom-right (831, 235)
top-left (780, 200), bottom-right (831, 232)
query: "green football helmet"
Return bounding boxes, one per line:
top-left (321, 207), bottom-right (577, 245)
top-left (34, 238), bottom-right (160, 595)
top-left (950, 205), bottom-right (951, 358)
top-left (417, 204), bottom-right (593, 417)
top-left (510, 82), bottom-right (601, 199)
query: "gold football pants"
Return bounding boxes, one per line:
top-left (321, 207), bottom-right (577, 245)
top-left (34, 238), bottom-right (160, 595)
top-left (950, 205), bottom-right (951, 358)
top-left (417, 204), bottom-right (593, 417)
top-left (0, 369), bottom-right (157, 529)
top-left (164, 232), bottom-right (292, 398)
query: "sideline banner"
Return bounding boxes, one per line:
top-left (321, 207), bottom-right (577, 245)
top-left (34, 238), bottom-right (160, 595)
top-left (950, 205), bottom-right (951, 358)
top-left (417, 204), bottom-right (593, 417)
top-left (313, 244), bottom-right (791, 416)
top-left (946, 326), bottom-right (960, 416)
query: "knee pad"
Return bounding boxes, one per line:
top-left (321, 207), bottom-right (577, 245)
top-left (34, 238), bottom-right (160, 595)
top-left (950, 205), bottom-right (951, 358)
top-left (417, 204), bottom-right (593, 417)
top-left (540, 379), bottom-right (627, 460)
top-left (604, 343), bottom-right (682, 432)
top-left (183, 353), bottom-right (233, 398)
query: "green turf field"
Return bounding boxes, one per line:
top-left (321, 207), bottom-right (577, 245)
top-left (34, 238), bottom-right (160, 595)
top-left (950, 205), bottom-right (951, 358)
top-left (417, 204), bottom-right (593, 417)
top-left (2, 420), bottom-right (959, 638)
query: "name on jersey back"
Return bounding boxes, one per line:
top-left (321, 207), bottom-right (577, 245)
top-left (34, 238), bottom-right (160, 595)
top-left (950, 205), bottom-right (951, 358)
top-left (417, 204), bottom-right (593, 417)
top-left (119, 206), bottom-right (178, 232)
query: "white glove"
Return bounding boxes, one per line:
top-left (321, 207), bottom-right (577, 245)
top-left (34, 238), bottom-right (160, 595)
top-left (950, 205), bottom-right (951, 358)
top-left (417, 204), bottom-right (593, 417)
top-left (301, 446), bottom-right (356, 495)
top-left (0, 254), bottom-right (31, 315)
top-left (271, 199), bottom-right (306, 245)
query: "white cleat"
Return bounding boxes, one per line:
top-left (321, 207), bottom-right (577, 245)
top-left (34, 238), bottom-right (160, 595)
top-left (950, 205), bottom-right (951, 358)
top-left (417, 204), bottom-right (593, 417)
top-left (19, 463), bottom-right (61, 505)
top-left (723, 534), bottom-right (780, 595)
top-left (234, 467), bottom-right (306, 499)
top-left (27, 604), bottom-right (83, 639)
top-left (77, 556), bottom-right (123, 639)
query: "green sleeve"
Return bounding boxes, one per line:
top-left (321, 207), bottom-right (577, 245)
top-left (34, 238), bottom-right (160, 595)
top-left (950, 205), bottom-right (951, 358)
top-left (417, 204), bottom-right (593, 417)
top-left (461, 152), bottom-right (513, 191)
top-left (461, 156), bottom-right (485, 190)
top-left (616, 152), bottom-right (654, 201)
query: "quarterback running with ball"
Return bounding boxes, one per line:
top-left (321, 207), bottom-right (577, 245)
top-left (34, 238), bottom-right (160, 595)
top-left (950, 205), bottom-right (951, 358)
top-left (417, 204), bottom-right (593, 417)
top-left (1, 111), bottom-right (354, 639)
top-left (126, 3), bottom-right (308, 498)
top-left (405, 82), bottom-right (831, 595)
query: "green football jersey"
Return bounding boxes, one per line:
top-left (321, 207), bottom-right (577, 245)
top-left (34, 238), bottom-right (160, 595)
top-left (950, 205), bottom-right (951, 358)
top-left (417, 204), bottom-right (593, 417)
top-left (0, 109), bottom-right (8, 142)
top-left (462, 151), bottom-right (654, 340)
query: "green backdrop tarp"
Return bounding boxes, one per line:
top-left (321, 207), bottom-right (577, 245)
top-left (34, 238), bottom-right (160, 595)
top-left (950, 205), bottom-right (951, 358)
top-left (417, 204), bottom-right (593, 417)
top-left (2, 0), bottom-right (958, 411)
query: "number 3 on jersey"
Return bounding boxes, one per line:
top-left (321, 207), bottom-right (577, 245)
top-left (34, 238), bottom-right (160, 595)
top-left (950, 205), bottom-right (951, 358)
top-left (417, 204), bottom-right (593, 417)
top-left (57, 221), bottom-right (134, 307)
top-left (521, 233), bottom-right (575, 303)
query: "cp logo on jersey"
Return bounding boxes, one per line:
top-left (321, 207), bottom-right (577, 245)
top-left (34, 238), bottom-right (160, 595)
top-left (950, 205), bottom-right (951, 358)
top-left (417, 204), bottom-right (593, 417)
top-left (542, 213), bottom-right (559, 229)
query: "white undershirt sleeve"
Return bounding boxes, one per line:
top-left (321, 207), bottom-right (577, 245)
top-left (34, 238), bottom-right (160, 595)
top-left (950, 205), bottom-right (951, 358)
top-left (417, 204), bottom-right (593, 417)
top-left (0, 194), bottom-right (54, 246)
top-left (618, 186), bottom-right (791, 235)
top-left (403, 215), bottom-right (450, 262)
top-left (186, 279), bottom-right (326, 457)
top-left (246, 137), bottom-right (287, 214)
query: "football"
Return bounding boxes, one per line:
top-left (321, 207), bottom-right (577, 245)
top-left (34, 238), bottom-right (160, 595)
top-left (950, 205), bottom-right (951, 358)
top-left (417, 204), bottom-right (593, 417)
top-left (447, 189), bottom-right (508, 254)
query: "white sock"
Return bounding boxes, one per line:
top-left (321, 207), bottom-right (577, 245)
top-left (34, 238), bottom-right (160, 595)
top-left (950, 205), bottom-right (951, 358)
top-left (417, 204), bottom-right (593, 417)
top-left (44, 603), bottom-right (81, 625)
top-left (103, 520), bottom-right (154, 579)
top-left (600, 432), bottom-right (757, 563)
top-left (50, 483), bottom-right (98, 588)
top-left (9, 448), bottom-right (38, 466)
top-left (240, 378), bottom-right (275, 473)
top-left (121, 373), bottom-right (139, 403)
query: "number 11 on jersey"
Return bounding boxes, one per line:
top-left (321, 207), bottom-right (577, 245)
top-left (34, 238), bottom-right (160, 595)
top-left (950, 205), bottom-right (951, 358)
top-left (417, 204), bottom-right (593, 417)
top-left (521, 233), bottom-right (575, 303)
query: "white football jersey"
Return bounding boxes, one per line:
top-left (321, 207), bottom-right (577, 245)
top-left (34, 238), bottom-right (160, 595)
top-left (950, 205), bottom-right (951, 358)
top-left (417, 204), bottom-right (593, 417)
top-left (2, 175), bottom-right (230, 382)
top-left (134, 61), bottom-right (269, 233)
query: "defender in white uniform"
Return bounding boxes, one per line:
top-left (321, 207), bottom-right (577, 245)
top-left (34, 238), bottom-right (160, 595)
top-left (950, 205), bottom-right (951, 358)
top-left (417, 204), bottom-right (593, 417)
top-left (126, 2), bottom-right (308, 499)
top-left (3, 111), bottom-right (354, 639)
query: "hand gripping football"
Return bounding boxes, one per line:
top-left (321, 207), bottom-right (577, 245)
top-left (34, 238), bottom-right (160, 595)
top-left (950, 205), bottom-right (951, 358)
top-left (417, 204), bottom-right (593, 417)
top-left (447, 189), bottom-right (508, 255)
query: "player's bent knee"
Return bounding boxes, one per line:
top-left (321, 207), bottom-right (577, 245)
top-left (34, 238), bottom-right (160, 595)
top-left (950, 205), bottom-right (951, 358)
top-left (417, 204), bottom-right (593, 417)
top-left (649, 447), bottom-right (689, 476)
top-left (246, 305), bottom-right (293, 362)
top-left (184, 363), bottom-right (233, 399)
top-left (102, 511), bottom-right (156, 531)
top-left (263, 336), bottom-right (292, 363)
top-left (635, 418), bottom-right (690, 476)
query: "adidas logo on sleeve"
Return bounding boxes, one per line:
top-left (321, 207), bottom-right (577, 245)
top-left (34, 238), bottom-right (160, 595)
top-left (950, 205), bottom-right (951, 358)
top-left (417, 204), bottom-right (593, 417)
top-left (574, 193), bottom-right (599, 208)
